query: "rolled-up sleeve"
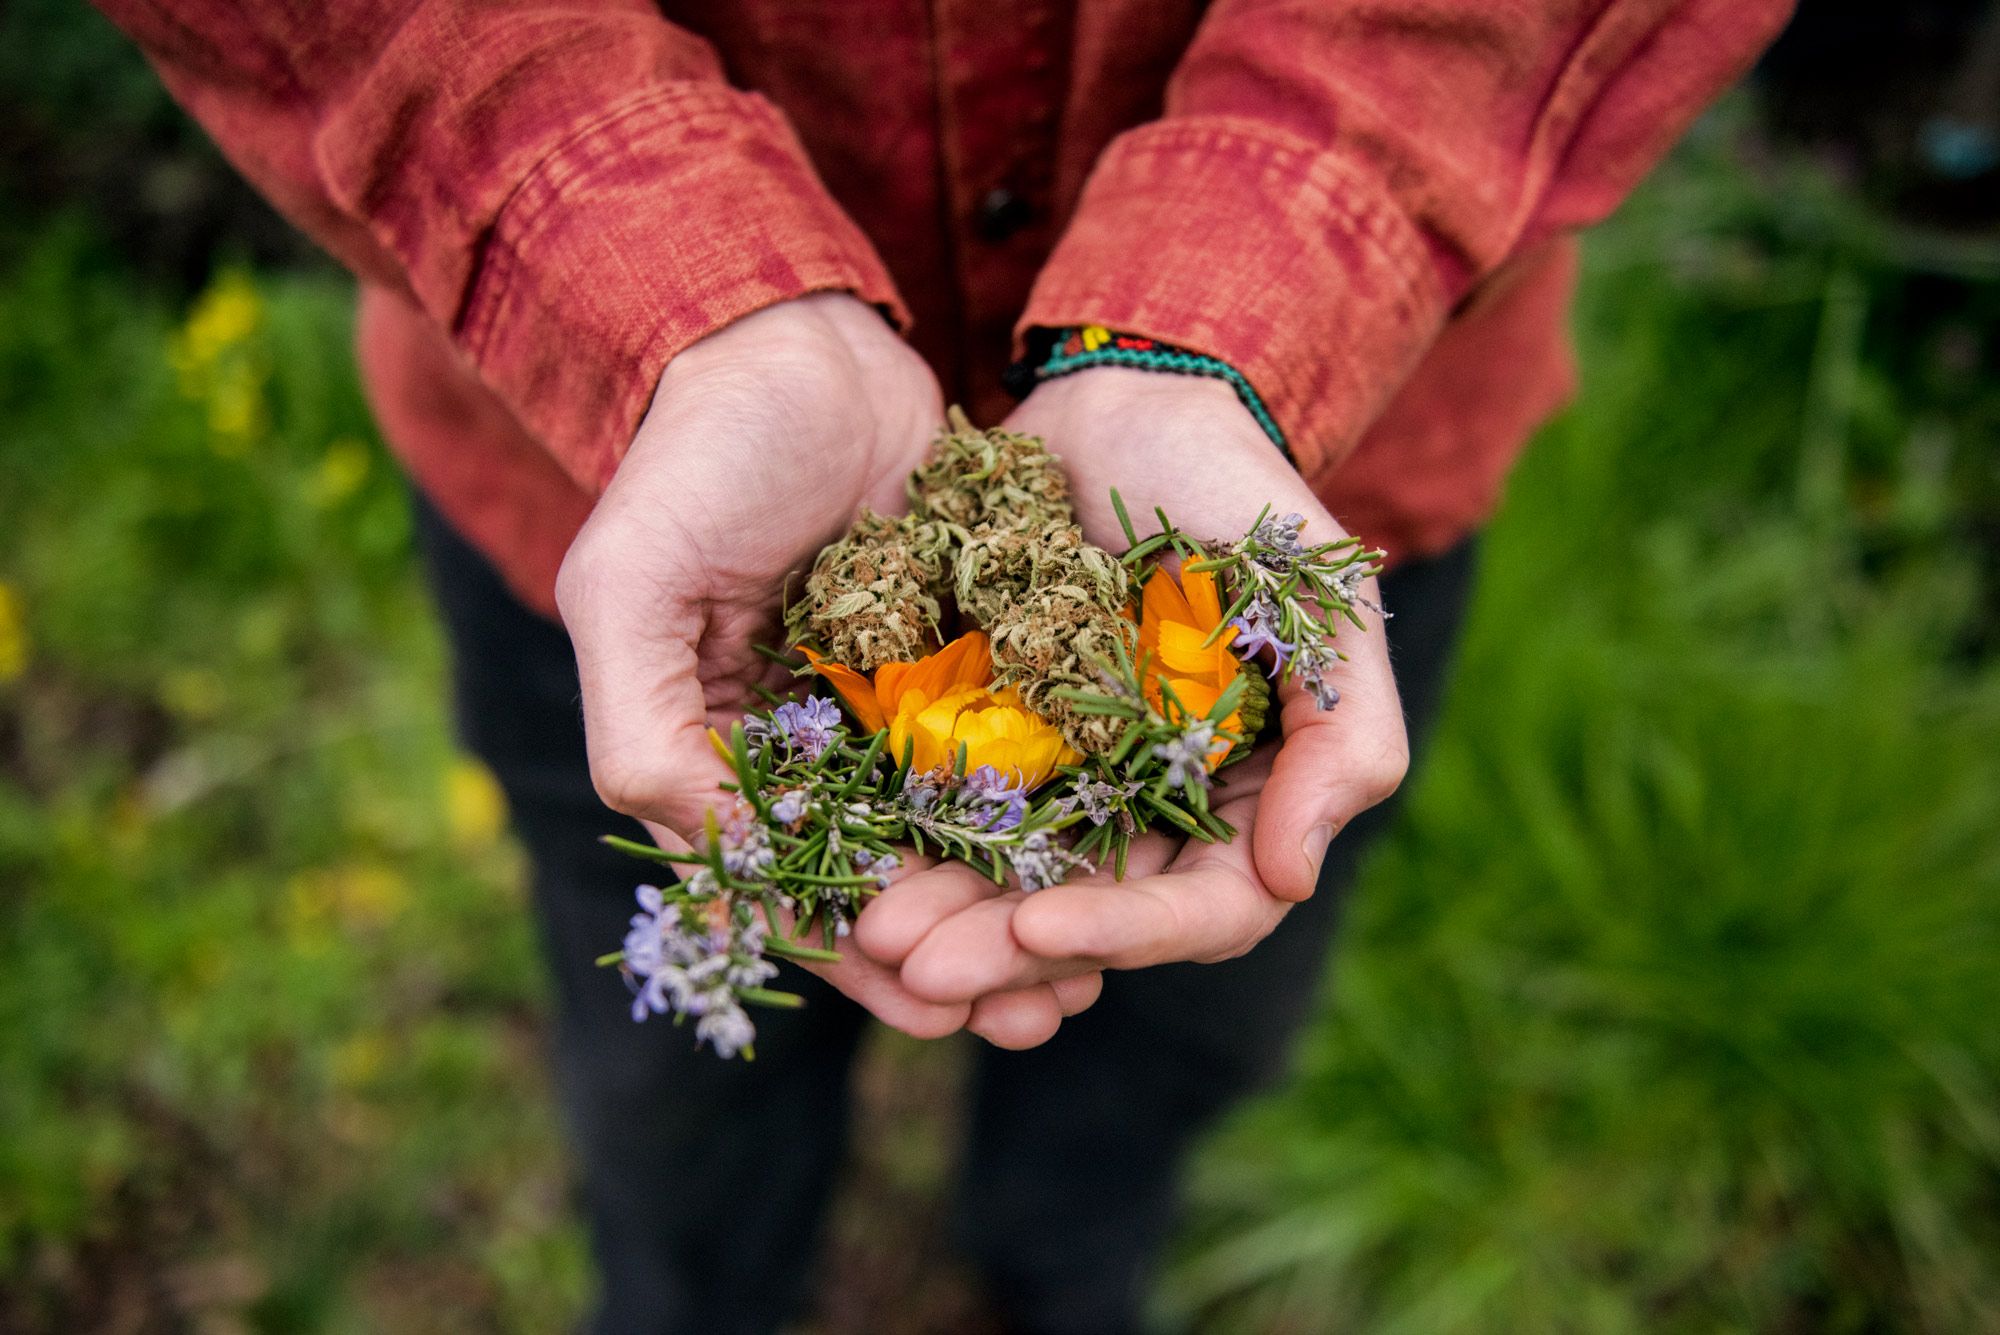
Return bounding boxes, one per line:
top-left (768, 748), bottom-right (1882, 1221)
top-left (97, 0), bottom-right (908, 492)
top-left (1021, 0), bottom-right (1795, 476)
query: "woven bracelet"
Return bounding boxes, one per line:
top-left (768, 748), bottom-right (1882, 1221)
top-left (1005, 325), bottom-right (1288, 454)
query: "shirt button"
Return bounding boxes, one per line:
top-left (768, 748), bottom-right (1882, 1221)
top-left (974, 187), bottom-right (1035, 241)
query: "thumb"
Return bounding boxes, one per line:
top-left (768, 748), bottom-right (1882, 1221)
top-left (1250, 595), bottom-right (1409, 902)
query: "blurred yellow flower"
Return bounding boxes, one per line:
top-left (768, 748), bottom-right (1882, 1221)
top-left (168, 270), bottom-right (263, 379)
top-left (205, 364), bottom-right (264, 454)
top-left (0, 581), bottom-right (27, 684)
top-left (893, 682), bottom-right (1079, 789)
top-left (805, 630), bottom-right (1079, 789)
top-left (1138, 565), bottom-right (1244, 769)
top-left (287, 863), bottom-right (409, 939)
top-left (309, 437), bottom-right (373, 508)
top-left (446, 756), bottom-right (509, 851)
top-left (168, 270), bottom-right (269, 454)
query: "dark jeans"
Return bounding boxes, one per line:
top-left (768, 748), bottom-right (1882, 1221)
top-left (417, 502), bottom-right (1475, 1335)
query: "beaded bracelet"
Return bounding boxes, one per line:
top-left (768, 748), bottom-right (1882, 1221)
top-left (1004, 325), bottom-right (1288, 454)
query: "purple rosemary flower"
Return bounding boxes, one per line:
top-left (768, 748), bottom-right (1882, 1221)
top-left (1010, 830), bottom-right (1090, 892)
top-left (623, 888), bottom-right (777, 1056)
top-left (1291, 639), bottom-right (1342, 711)
top-left (1055, 775), bottom-right (1141, 826)
top-left (718, 801), bottom-right (777, 881)
top-left (722, 912), bottom-right (764, 973)
top-left (851, 847), bottom-right (901, 891)
top-left (1227, 590), bottom-right (1295, 670)
top-left (960, 764), bottom-right (1028, 832)
top-left (1155, 720), bottom-right (1217, 795)
top-left (768, 695), bottom-right (843, 761)
top-left (1095, 668), bottom-right (1141, 704)
top-left (622, 883), bottom-right (674, 980)
top-left (769, 788), bottom-right (809, 827)
top-left (1249, 512), bottom-right (1307, 571)
top-left (900, 770), bottom-right (943, 813)
top-left (694, 1005), bottom-right (757, 1059)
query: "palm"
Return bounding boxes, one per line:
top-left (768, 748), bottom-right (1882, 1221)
top-left (643, 411), bottom-right (935, 725)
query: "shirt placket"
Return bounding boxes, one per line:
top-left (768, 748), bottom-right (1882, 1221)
top-left (931, 0), bottom-right (1070, 418)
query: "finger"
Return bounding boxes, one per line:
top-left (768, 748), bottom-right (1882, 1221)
top-left (793, 949), bottom-right (970, 1041)
top-left (1076, 826), bottom-right (1181, 882)
top-left (638, 819), bottom-right (695, 857)
top-left (1251, 587), bottom-right (1409, 903)
top-left (966, 985), bottom-right (1065, 1050)
top-left (852, 860), bottom-right (1009, 966)
top-left (1012, 804), bottom-right (1288, 969)
top-left (890, 834), bottom-right (1178, 1000)
top-left (760, 850), bottom-right (972, 1040)
top-left (557, 545), bottom-right (740, 841)
top-left (897, 894), bottom-right (1093, 1003)
top-left (1011, 870), bottom-right (1274, 969)
top-left (1049, 970), bottom-right (1104, 1017)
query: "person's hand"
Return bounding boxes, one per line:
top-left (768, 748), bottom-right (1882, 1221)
top-left (852, 368), bottom-right (1407, 1003)
top-left (555, 294), bottom-right (1100, 1043)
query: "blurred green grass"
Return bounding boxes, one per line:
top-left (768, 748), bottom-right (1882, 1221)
top-left (0, 226), bottom-right (588, 1330)
top-left (1, 88), bottom-right (1998, 1335)
top-left (1165, 130), bottom-right (2000, 1334)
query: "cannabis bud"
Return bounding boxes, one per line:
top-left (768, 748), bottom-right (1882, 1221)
top-left (784, 509), bottom-right (952, 672)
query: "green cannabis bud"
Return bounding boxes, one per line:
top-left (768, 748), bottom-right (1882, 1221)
top-left (783, 509), bottom-right (951, 671)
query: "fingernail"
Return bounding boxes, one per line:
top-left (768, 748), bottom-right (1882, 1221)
top-left (1304, 822), bottom-right (1336, 869)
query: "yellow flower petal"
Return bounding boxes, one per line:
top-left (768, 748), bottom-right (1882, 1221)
top-left (1157, 620), bottom-right (1223, 677)
top-left (880, 631), bottom-right (986, 718)
top-left (1134, 563), bottom-right (1247, 773)
top-left (1181, 566), bottom-right (1224, 627)
top-left (1141, 566), bottom-right (1195, 641)
top-left (803, 630), bottom-right (1071, 790)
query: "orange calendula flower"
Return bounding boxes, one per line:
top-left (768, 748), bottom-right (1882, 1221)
top-left (1138, 565), bottom-right (1245, 769)
top-left (803, 631), bottom-right (1080, 789)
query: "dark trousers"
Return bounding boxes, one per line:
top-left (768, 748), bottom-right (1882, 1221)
top-left (417, 501), bottom-right (1474, 1335)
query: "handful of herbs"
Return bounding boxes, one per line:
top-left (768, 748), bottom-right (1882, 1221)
top-left (603, 409), bottom-right (1382, 1056)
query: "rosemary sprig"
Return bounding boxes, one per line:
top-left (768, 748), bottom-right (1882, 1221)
top-left (603, 491), bottom-right (1381, 1058)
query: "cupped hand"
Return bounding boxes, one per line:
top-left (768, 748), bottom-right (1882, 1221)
top-left (555, 294), bottom-right (1097, 1043)
top-left (854, 368), bottom-right (1408, 1003)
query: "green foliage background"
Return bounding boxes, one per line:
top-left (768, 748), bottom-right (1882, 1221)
top-left (1, 8), bottom-right (1996, 1332)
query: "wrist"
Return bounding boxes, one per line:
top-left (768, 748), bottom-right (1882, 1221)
top-left (1008, 325), bottom-right (1286, 453)
top-left (654, 292), bottom-right (897, 402)
top-left (1005, 363), bottom-right (1323, 547)
top-left (1014, 365), bottom-right (1259, 447)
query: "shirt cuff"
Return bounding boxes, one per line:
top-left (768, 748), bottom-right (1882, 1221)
top-left (456, 84), bottom-right (909, 494)
top-left (1018, 117), bottom-right (1448, 478)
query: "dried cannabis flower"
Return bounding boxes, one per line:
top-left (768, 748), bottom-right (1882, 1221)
top-left (909, 406), bottom-right (1072, 532)
top-left (794, 408), bottom-right (1142, 756)
top-left (908, 409), bottom-right (1139, 756)
top-left (783, 508), bottom-right (951, 671)
top-left (986, 575), bottom-right (1137, 756)
top-left (952, 520), bottom-right (1084, 627)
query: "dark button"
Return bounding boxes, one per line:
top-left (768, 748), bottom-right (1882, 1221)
top-left (974, 187), bottom-right (1036, 242)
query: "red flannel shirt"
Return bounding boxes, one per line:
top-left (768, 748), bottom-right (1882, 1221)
top-left (103, 0), bottom-right (1792, 617)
